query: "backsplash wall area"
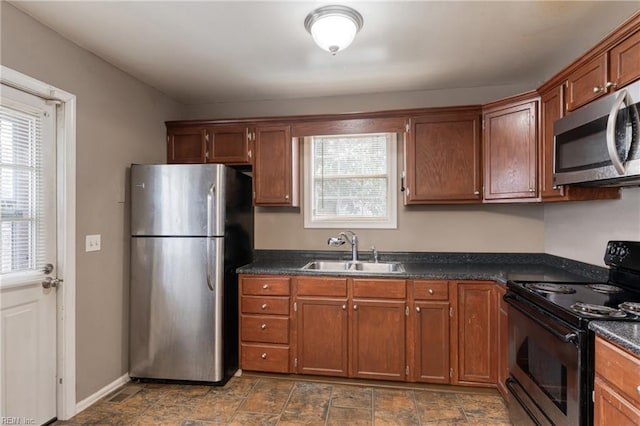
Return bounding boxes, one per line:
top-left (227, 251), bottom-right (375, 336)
top-left (544, 187), bottom-right (640, 267)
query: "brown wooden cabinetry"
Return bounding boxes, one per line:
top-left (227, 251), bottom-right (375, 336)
top-left (496, 285), bottom-right (509, 400)
top-left (239, 275), bottom-right (291, 373)
top-left (567, 26), bottom-right (640, 112)
top-left (351, 279), bottom-right (407, 381)
top-left (205, 125), bottom-right (251, 164)
top-left (167, 126), bottom-right (207, 164)
top-left (452, 281), bottom-right (498, 386)
top-left (404, 110), bottom-right (482, 204)
top-left (594, 336), bottom-right (640, 426)
top-left (253, 124), bottom-right (299, 206)
top-left (294, 277), bottom-right (348, 377)
top-left (483, 94), bottom-right (539, 202)
top-left (411, 280), bottom-right (450, 383)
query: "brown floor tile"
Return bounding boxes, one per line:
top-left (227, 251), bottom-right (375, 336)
top-left (281, 381), bottom-right (331, 421)
top-left (414, 390), bottom-right (461, 406)
top-left (227, 411), bottom-right (280, 425)
top-left (327, 405), bottom-right (372, 425)
top-left (331, 384), bottom-right (373, 409)
top-left (185, 393), bottom-right (243, 423)
top-left (238, 378), bottom-right (293, 414)
top-left (373, 388), bottom-right (416, 412)
top-left (374, 408), bottom-right (421, 425)
top-left (210, 376), bottom-right (258, 397)
top-left (417, 404), bottom-right (468, 423)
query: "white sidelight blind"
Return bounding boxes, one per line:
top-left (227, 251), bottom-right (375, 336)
top-left (0, 104), bottom-right (45, 275)
top-left (304, 133), bottom-right (397, 228)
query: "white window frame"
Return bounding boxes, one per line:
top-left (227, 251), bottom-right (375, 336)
top-left (303, 132), bottom-right (397, 229)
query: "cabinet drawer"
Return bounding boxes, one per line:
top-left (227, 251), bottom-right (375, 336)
top-left (413, 280), bottom-right (449, 300)
top-left (241, 343), bottom-right (290, 373)
top-left (242, 276), bottom-right (290, 296)
top-left (353, 279), bottom-right (406, 299)
top-left (296, 277), bottom-right (348, 297)
top-left (241, 296), bottom-right (290, 315)
top-left (241, 315), bottom-right (289, 344)
top-left (595, 336), bottom-right (640, 405)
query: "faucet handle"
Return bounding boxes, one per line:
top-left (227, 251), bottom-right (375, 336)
top-left (328, 237), bottom-right (345, 247)
top-left (371, 246), bottom-right (379, 263)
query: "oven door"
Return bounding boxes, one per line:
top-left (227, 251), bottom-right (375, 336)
top-left (506, 294), bottom-right (586, 425)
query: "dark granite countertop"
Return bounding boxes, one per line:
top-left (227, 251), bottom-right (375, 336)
top-left (589, 321), bottom-right (640, 357)
top-left (237, 250), bottom-right (607, 284)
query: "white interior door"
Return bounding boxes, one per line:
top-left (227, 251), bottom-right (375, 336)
top-left (0, 84), bottom-right (57, 424)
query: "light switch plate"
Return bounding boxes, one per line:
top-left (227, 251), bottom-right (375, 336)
top-left (85, 234), bottom-right (101, 252)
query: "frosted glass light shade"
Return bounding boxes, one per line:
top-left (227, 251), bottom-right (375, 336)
top-left (304, 6), bottom-right (363, 55)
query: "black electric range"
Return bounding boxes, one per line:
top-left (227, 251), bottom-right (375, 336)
top-left (504, 241), bottom-right (640, 426)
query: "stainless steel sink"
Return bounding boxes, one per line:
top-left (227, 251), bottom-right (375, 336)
top-left (301, 261), bottom-right (405, 273)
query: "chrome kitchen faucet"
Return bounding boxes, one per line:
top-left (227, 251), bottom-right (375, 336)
top-left (328, 230), bottom-right (358, 261)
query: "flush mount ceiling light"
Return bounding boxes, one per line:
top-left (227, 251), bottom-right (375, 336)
top-left (304, 5), bottom-right (364, 55)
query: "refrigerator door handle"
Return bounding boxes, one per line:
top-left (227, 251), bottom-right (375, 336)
top-left (206, 184), bottom-right (216, 291)
top-left (206, 238), bottom-right (224, 293)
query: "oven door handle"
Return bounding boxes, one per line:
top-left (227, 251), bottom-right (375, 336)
top-left (504, 293), bottom-right (581, 346)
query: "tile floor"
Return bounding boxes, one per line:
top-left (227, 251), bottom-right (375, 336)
top-left (55, 374), bottom-right (511, 425)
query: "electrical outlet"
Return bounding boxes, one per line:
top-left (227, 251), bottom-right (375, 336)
top-left (85, 234), bottom-right (101, 252)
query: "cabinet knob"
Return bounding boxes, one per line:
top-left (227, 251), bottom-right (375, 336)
top-left (342, 304), bottom-right (346, 310)
top-left (261, 353), bottom-right (267, 359)
top-left (474, 191), bottom-right (480, 195)
top-left (428, 289), bottom-right (434, 295)
top-left (353, 304), bottom-right (358, 311)
top-left (261, 323), bottom-right (267, 330)
top-left (593, 86), bottom-right (604, 94)
top-left (285, 195), bottom-right (290, 200)
top-left (262, 284), bottom-right (269, 289)
top-left (605, 81), bottom-right (617, 89)
top-left (529, 188), bottom-right (535, 193)
top-left (636, 385), bottom-right (640, 395)
top-left (416, 307), bottom-right (421, 313)
top-left (261, 303), bottom-right (267, 310)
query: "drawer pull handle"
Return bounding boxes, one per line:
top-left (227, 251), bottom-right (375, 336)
top-left (262, 284), bottom-right (269, 289)
top-left (261, 323), bottom-right (267, 330)
top-left (428, 289), bottom-right (434, 295)
top-left (261, 303), bottom-right (267, 310)
top-left (261, 353), bottom-right (267, 359)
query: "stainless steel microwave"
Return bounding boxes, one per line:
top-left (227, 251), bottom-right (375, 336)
top-left (554, 79), bottom-right (640, 187)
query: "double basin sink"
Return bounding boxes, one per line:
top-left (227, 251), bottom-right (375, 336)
top-left (301, 260), bottom-right (405, 274)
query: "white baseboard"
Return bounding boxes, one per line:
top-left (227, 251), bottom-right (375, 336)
top-left (75, 373), bottom-right (130, 414)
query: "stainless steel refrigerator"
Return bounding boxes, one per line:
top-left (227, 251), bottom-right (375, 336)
top-left (129, 164), bottom-right (253, 384)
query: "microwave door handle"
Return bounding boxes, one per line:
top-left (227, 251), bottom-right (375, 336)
top-left (606, 90), bottom-right (629, 175)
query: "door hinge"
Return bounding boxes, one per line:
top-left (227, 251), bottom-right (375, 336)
top-left (450, 368), bottom-right (453, 378)
top-left (59, 378), bottom-right (62, 384)
top-left (592, 390), bottom-right (595, 402)
top-left (482, 119), bottom-right (485, 130)
top-left (405, 365), bottom-right (409, 376)
top-left (294, 302), bottom-right (297, 312)
top-left (405, 122), bottom-right (410, 133)
top-left (405, 306), bottom-right (409, 316)
top-left (294, 358), bottom-right (298, 368)
top-left (449, 307), bottom-right (454, 317)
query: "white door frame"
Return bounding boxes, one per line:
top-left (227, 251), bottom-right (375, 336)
top-left (1, 65), bottom-right (77, 420)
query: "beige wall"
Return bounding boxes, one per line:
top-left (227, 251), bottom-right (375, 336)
top-left (184, 83), bottom-right (533, 119)
top-left (1, 3), bottom-right (183, 401)
top-left (544, 187), bottom-right (640, 267)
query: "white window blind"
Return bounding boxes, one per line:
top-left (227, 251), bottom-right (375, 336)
top-left (304, 133), bottom-right (397, 229)
top-left (0, 103), bottom-right (45, 275)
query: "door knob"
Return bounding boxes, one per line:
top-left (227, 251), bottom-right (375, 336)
top-left (42, 263), bottom-right (54, 274)
top-left (42, 277), bottom-right (62, 289)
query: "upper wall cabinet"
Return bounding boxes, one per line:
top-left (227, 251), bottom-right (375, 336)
top-left (253, 124), bottom-right (299, 207)
top-left (566, 25), bottom-right (640, 112)
top-left (482, 94), bottom-right (539, 202)
top-left (404, 109), bottom-right (482, 204)
top-left (166, 123), bottom-right (252, 165)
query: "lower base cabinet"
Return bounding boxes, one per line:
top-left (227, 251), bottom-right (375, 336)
top-left (239, 274), bottom-right (504, 391)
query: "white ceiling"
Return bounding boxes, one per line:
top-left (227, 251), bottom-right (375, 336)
top-left (10, 1), bottom-right (640, 105)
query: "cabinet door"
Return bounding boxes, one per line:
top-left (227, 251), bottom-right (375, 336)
top-left (206, 125), bottom-right (250, 164)
top-left (296, 298), bottom-right (348, 377)
top-left (405, 112), bottom-right (481, 203)
top-left (594, 377), bottom-right (640, 426)
top-left (351, 299), bottom-right (406, 381)
top-left (610, 28), bottom-right (640, 89)
top-left (539, 84), bottom-right (566, 200)
top-left (167, 127), bottom-right (206, 163)
top-left (483, 100), bottom-right (538, 201)
top-left (566, 53), bottom-right (608, 112)
top-left (454, 282), bottom-right (498, 385)
top-left (253, 125), bottom-right (298, 206)
top-left (414, 301), bottom-right (450, 383)
top-left (496, 285), bottom-right (509, 400)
